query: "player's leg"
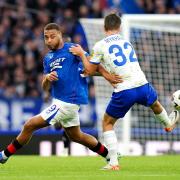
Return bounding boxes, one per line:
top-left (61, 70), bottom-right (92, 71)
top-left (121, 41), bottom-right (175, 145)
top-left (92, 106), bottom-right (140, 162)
top-left (150, 100), bottom-right (179, 132)
top-left (56, 100), bottom-right (109, 160)
top-left (54, 122), bottom-right (70, 156)
top-left (0, 100), bottom-right (62, 164)
top-left (64, 126), bottom-right (108, 159)
top-left (102, 90), bottom-right (135, 170)
top-left (61, 131), bottom-right (70, 156)
top-left (102, 113), bottom-right (119, 170)
top-left (16, 115), bottom-right (49, 145)
top-left (0, 115), bottom-right (49, 164)
top-left (137, 83), bottom-right (179, 132)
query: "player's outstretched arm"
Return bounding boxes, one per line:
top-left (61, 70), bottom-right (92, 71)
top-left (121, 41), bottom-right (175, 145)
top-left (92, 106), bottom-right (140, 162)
top-left (42, 71), bottom-right (58, 92)
top-left (69, 45), bottom-right (98, 75)
top-left (70, 45), bottom-right (123, 86)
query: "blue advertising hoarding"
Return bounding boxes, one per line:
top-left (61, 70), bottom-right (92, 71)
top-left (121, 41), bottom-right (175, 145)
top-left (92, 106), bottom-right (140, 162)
top-left (0, 97), bottom-right (98, 136)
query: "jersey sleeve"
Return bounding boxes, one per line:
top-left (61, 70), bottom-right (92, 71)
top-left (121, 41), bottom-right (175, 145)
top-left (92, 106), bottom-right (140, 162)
top-left (90, 42), bottom-right (103, 65)
top-left (70, 43), bottom-right (89, 61)
top-left (76, 50), bottom-right (89, 61)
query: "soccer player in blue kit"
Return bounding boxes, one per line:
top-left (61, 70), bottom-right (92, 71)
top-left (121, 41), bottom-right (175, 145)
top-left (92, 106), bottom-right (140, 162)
top-left (0, 23), bottom-right (122, 164)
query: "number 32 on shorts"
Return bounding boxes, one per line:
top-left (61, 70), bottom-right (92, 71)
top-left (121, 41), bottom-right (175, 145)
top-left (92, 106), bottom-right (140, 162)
top-left (109, 42), bottom-right (137, 66)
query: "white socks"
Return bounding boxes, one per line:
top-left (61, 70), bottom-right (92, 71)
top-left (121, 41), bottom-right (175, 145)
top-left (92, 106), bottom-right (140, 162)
top-left (103, 130), bottom-right (118, 165)
top-left (154, 108), bottom-right (171, 127)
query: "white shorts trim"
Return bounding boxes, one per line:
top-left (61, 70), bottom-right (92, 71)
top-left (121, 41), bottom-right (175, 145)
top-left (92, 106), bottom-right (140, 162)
top-left (40, 98), bottom-right (80, 128)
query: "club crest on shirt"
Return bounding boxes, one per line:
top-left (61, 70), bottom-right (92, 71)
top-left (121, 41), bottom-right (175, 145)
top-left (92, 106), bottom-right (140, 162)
top-left (48, 53), bottom-right (54, 59)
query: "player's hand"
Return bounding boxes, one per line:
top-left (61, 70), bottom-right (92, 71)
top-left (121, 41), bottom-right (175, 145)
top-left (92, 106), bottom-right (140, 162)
top-left (105, 74), bottom-right (123, 85)
top-left (80, 72), bottom-right (89, 78)
top-left (69, 45), bottom-right (84, 57)
top-left (46, 71), bottom-right (58, 82)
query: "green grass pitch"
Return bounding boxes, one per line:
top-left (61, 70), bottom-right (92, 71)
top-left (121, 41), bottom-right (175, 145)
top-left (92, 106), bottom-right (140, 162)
top-left (0, 155), bottom-right (180, 180)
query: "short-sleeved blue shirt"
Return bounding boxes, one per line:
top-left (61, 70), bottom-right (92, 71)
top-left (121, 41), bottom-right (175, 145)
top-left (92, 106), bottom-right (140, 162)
top-left (43, 42), bottom-right (88, 105)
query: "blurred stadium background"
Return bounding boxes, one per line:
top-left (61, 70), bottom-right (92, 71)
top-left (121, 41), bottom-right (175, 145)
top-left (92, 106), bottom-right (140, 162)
top-left (0, 0), bottom-right (179, 157)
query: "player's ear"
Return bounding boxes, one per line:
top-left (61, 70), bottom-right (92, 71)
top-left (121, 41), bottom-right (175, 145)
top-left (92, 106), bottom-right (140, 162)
top-left (58, 32), bottom-right (63, 40)
top-left (58, 30), bottom-right (62, 36)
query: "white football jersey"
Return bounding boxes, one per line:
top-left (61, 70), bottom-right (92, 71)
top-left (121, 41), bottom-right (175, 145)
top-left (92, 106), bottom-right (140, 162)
top-left (90, 34), bottom-right (148, 92)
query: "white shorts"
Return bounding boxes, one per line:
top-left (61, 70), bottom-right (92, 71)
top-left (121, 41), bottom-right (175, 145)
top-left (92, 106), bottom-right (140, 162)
top-left (40, 98), bottom-right (80, 128)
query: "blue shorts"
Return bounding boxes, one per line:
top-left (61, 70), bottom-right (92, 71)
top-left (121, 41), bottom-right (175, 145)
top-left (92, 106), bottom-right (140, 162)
top-left (106, 83), bottom-right (157, 119)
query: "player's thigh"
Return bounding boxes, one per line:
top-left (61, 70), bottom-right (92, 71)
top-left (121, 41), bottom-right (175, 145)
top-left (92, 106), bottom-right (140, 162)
top-left (137, 83), bottom-right (158, 107)
top-left (106, 90), bottom-right (135, 119)
top-left (24, 114), bottom-right (49, 130)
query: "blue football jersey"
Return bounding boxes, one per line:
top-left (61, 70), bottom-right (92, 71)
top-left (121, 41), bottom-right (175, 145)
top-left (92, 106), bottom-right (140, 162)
top-left (43, 42), bottom-right (88, 105)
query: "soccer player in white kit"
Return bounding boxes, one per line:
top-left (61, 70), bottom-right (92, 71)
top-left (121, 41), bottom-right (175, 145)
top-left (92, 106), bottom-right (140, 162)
top-left (70, 13), bottom-right (180, 170)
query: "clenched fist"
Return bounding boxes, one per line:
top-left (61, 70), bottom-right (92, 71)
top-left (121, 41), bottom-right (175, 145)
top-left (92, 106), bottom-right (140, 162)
top-left (46, 71), bottom-right (58, 82)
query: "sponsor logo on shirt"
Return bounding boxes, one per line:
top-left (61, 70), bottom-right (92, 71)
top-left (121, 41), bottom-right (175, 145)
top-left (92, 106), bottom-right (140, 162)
top-left (50, 57), bottom-right (66, 71)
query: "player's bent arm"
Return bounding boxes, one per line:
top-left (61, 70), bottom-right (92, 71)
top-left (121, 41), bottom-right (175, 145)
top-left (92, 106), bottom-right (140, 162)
top-left (42, 75), bottom-right (51, 92)
top-left (97, 65), bottom-right (123, 84)
top-left (97, 64), bottom-right (109, 76)
top-left (42, 71), bottom-right (58, 91)
top-left (79, 53), bottom-right (98, 75)
top-left (69, 45), bottom-right (98, 75)
top-left (69, 45), bottom-right (123, 84)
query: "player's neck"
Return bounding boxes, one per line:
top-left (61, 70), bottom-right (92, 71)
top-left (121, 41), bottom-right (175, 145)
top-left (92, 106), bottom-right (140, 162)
top-left (54, 42), bottom-right (64, 51)
top-left (105, 30), bottom-right (120, 36)
top-left (58, 41), bottom-right (64, 49)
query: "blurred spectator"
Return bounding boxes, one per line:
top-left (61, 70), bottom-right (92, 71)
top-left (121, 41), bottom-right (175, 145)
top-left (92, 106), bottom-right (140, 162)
top-left (0, 0), bottom-right (179, 99)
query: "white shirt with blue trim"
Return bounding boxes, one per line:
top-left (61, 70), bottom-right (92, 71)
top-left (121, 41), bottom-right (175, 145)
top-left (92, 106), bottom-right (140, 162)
top-left (90, 34), bottom-right (148, 92)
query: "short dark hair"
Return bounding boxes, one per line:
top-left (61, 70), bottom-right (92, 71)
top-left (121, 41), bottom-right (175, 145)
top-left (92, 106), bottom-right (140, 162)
top-left (104, 13), bottom-right (121, 31)
top-left (44, 23), bottom-right (60, 31)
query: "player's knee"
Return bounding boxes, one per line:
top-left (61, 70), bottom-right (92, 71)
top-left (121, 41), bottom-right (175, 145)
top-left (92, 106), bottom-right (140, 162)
top-left (103, 113), bottom-right (116, 130)
top-left (103, 115), bottom-right (115, 126)
top-left (151, 100), bottom-right (163, 114)
top-left (103, 120), bottom-right (112, 130)
top-left (103, 118), bottom-right (111, 126)
top-left (23, 118), bottom-right (36, 132)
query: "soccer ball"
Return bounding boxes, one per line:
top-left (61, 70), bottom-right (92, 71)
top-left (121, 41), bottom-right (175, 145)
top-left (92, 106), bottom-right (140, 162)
top-left (172, 90), bottom-right (180, 110)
